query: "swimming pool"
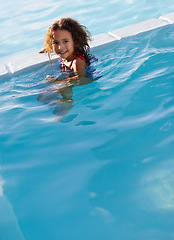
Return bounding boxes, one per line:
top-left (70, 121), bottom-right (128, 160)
top-left (1, 22), bottom-right (174, 239)
top-left (1, 0), bottom-right (174, 239)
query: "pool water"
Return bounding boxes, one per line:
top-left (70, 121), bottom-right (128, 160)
top-left (1, 24), bottom-right (174, 239)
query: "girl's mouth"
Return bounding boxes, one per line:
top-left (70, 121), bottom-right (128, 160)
top-left (59, 51), bottom-right (67, 55)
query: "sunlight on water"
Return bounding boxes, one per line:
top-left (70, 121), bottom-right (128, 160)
top-left (0, 1), bottom-right (174, 239)
top-left (0, 176), bottom-right (4, 197)
top-left (141, 160), bottom-right (174, 210)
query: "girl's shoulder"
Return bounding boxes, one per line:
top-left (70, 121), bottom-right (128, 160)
top-left (72, 56), bottom-right (87, 72)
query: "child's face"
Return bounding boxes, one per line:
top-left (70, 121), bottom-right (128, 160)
top-left (52, 29), bottom-right (75, 61)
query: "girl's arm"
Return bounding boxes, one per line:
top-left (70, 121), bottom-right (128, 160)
top-left (44, 57), bottom-right (87, 84)
top-left (44, 57), bottom-right (92, 86)
top-left (55, 74), bottom-right (93, 101)
top-left (72, 57), bottom-right (87, 77)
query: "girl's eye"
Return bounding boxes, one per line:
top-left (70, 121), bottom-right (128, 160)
top-left (53, 41), bottom-right (58, 45)
top-left (64, 40), bottom-right (68, 43)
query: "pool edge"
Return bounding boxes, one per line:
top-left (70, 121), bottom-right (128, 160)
top-left (0, 12), bottom-right (174, 80)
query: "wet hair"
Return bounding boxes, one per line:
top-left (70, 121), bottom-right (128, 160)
top-left (43, 18), bottom-right (91, 66)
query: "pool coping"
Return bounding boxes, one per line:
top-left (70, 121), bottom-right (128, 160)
top-left (0, 12), bottom-right (174, 80)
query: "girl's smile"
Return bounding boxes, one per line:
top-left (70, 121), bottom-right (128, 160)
top-left (52, 29), bottom-right (75, 61)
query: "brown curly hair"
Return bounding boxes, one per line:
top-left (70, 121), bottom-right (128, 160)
top-left (43, 18), bottom-right (91, 66)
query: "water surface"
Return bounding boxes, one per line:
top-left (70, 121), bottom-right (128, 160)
top-left (0, 24), bottom-right (174, 239)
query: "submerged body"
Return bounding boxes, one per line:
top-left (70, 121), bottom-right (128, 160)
top-left (38, 18), bottom-right (98, 119)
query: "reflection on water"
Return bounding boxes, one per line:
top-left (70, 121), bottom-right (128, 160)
top-left (0, 25), bottom-right (174, 239)
top-left (37, 65), bottom-right (99, 121)
top-left (141, 160), bottom-right (174, 210)
top-left (90, 206), bottom-right (114, 224)
top-left (0, 176), bottom-right (4, 197)
top-left (0, 176), bottom-right (25, 240)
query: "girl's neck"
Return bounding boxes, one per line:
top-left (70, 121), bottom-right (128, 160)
top-left (62, 54), bottom-right (76, 63)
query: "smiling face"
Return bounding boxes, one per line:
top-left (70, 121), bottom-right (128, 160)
top-left (52, 29), bottom-right (75, 61)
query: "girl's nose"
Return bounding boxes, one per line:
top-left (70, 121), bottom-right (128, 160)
top-left (58, 43), bottom-right (63, 49)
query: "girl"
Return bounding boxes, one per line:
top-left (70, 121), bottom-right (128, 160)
top-left (40, 18), bottom-right (92, 84)
top-left (38, 18), bottom-right (97, 119)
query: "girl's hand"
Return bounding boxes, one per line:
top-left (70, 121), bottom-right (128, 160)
top-left (44, 75), bottom-right (57, 84)
top-left (43, 73), bottom-right (68, 84)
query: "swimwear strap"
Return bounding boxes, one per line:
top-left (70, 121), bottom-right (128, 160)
top-left (74, 51), bottom-right (85, 60)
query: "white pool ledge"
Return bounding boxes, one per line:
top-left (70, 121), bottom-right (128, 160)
top-left (108, 18), bottom-right (169, 39)
top-left (0, 12), bottom-right (174, 80)
top-left (90, 33), bottom-right (120, 50)
top-left (159, 12), bottom-right (174, 24)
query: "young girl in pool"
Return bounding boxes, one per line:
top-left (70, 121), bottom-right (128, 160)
top-left (40, 18), bottom-right (92, 84)
top-left (38, 18), bottom-right (97, 119)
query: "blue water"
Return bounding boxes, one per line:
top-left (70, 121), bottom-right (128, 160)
top-left (1, 0), bottom-right (174, 59)
top-left (1, 23), bottom-right (174, 239)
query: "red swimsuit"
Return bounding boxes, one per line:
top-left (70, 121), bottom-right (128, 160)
top-left (61, 51), bottom-right (85, 72)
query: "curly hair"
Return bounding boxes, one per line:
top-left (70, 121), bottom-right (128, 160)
top-left (43, 18), bottom-right (91, 66)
